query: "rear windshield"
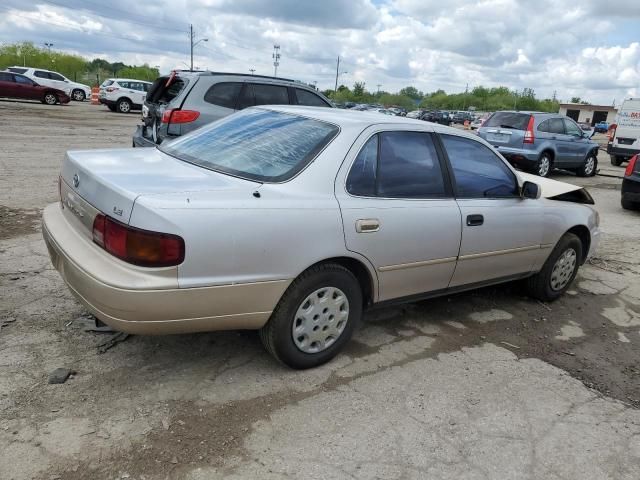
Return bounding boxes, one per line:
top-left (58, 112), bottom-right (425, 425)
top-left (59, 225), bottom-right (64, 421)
top-left (484, 112), bottom-right (531, 130)
top-left (147, 76), bottom-right (188, 104)
top-left (159, 108), bottom-right (339, 182)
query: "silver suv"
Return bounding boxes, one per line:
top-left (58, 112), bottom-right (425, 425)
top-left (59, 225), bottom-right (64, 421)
top-left (133, 71), bottom-right (332, 147)
top-left (477, 111), bottom-right (599, 177)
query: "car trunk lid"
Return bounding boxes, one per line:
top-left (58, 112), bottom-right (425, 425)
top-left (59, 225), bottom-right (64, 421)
top-left (60, 147), bottom-right (260, 230)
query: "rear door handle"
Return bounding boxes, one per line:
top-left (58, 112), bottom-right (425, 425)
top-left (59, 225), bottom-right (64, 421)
top-left (466, 214), bottom-right (484, 226)
top-left (356, 219), bottom-right (380, 233)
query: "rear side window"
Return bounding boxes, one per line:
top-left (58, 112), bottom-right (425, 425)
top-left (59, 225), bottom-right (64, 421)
top-left (160, 108), bottom-right (339, 182)
top-left (548, 118), bottom-right (565, 134)
top-left (0, 72), bottom-right (13, 81)
top-left (14, 75), bottom-right (33, 85)
top-left (34, 71), bottom-right (49, 79)
top-left (441, 134), bottom-right (518, 198)
top-left (8, 67), bottom-right (27, 74)
top-left (204, 82), bottom-right (243, 109)
top-left (484, 112), bottom-right (531, 130)
top-left (49, 72), bottom-right (65, 81)
top-left (295, 88), bottom-right (330, 107)
top-left (346, 132), bottom-right (447, 199)
top-left (117, 81), bottom-right (130, 88)
top-left (252, 84), bottom-right (289, 106)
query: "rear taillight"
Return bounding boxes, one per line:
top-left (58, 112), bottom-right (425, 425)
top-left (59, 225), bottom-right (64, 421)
top-left (92, 214), bottom-right (184, 267)
top-left (161, 109), bottom-right (200, 124)
top-left (607, 124), bottom-right (617, 143)
top-left (105, 87), bottom-right (119, 93)
top-left (523, 115), bottom-right (535, 144)
top-left (625, 155), bottom-right (638, 177)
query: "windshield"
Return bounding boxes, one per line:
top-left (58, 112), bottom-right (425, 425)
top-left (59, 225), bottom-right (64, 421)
top-left (484, 112), bottom-right (531, 130)
top-left (159, 108), bottom-right (339, 182)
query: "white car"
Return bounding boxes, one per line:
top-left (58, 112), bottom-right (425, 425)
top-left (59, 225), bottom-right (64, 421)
top-left (7, 66), bottom-right (91, 101)
top-left (43, 106), bottom-right (600, 369)
top-left (99, 78), bottom-right (151, 114)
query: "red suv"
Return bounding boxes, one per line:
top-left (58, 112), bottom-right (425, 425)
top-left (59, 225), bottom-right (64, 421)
top-left (0, 71), bottom-right (70, 105)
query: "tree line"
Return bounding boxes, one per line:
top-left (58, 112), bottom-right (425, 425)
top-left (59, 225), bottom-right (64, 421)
top-left (0, 42), bottom-right (159, 85)
top-left (323, 83), bottom-right (562, 113)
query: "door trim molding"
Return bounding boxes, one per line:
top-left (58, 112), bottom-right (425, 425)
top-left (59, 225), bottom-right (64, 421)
top-left (458, 244), bottom-right (543, 261)
top-left (378, 256), bottom-right (457, 272)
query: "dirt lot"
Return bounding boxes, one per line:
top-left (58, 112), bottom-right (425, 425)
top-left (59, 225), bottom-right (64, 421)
top-left (1, 100), bottom-right (639, 480)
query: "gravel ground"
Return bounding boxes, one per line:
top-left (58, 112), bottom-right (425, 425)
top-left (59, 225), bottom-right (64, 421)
top-left (1, 100), bottom-right (639, 480)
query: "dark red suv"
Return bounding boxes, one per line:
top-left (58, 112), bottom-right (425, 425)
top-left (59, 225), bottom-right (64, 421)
top-left (0, 71), bottom-right (70, 105)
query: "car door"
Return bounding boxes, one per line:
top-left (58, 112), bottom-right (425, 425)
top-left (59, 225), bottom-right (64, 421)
top-left (33, 70), bottom-right (54, 89)
top-left (13, 74), bottom-right (41, 100)
top-left (563, 118), bottom-right (591, 166)
top-left (46, 71), bottom-right (68, 91)
top-left (0, 72), bottom-right (17, 98)
top-left (335, 126), bottom-right (462, 301)
top-left (545, 117), bottom-right (574, 166)
top-left (438, 133), bottom-right (544, 287)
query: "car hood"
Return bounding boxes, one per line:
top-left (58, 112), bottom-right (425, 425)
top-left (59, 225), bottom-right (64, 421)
top-left (518, 172), bottom-right (594, 204)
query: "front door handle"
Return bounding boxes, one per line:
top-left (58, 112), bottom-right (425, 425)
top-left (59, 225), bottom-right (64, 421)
top-left (356, 219), bottom-right (380, 233)
top-left (466, 214), bottom-right (484, 226)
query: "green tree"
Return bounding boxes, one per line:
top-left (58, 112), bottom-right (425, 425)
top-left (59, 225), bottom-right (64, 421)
top-left (353, 81), bottom-right (366, 97)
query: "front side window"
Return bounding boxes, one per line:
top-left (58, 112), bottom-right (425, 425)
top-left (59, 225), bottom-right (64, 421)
top-left (252, 84), bottom-right (289, 106)
top-left (159, 108), bottom-right (338, 182)
top-left (34, 71), bottom-right (49, 78)
top-left (441, 134), bottom-right (518, 198)
top-left (203, 82), bottom-right (243, 109)
top-left (346, 131), bottom-right (447, 199)
top-left (564, 119), bottom-right (582, 136)
top-left (295, 89), bottom-right (330, 107)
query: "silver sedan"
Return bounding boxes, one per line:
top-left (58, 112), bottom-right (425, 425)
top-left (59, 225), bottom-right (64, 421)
top-left (43, 106), bottom-right (600, 368)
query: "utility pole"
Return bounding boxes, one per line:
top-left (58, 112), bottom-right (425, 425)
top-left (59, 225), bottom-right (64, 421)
top-left (552, 90), bottom-right (557, 102)
top-left (513, 89), bottom-right (518, 110)
top-left (462, 83), bottom-right (468, 110)
top-left (249, 68), bottom-right (256, 75)
top-left (334, 56), bottom-right (340, 93)
top-left (272, 45), bottom-right (281, 77)
top-left (376, 84), bottom-right (382, 94)
top-left (189, 24), bottom-right (208, 71)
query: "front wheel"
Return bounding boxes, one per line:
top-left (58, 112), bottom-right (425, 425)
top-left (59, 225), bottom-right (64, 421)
top-left (72, 89), bottom-right (86, 101)
top-left (577, 153), bottom-right (597, 177)
top-left (260, 264), bottom-right (362, 369)
top-left (535, 153), bottom-right (552, 177)
top-left (43, 93), bottom-right (58, 105)
top-left (525, 233), bottom-right (582, 302)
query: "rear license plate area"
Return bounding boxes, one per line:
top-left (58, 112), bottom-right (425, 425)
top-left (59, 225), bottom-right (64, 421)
top-left (487, 133), bottom-right (509, 143)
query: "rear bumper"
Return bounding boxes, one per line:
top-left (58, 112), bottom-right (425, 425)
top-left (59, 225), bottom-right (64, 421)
top-left (622, 176), bottom-right (640, 202)
top-left (132, 125), bottom-right (156, 148)
top-left (494, 147), bottom-right (539, 167)
top-left (42, 203), bottom-right (288, 335)
top-left (607, 144), bottom-right (640, 159)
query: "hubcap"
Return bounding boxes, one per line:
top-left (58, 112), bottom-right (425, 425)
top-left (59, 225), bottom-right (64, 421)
top-left (120, 102), bottom-right (130, 113)
top-left (584, 156), bottom-right (595, 175)
top-left (73, 90), bottom-right (84, 101)
top-left (292, 287), bottom-right (349, 354)
top-left (550, 248), bottom-right (577, 291)
top-left (45, 94), bottom-right (56, 104)
top-left (538, 156), bottom-right (550, 177)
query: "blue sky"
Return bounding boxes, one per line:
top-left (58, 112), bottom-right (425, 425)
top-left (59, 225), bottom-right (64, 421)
top-left (1, 0), bottom-right (638, 105)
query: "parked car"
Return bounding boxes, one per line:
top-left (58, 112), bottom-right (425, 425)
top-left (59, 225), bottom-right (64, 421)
top-left (594, 121), bottom-right (609, 133)
top-left (421, 110), bottom-right (452, 126)
top-left (99, 78), bottom-right (152, 113)
top-left (478, 111), bottom-right (599, 177)
top-left (406, 109), bottom-right (424, 119)
top-left (44, 106), bottom-right (599, 369)
top-left (0, 71), bottom-right (70, 105)
top-left (133, 71), bottom-right (333, 147)
top-left (621, 154), bottom-right (640, 210)
top-left (452, 111), bottom-right (474, 124)
top-left (470, 117), bottom-right (487, 130)
top-left (7, 66), bottom-right (90, 101)
top-left (608, 98), bottom-right (640, 166)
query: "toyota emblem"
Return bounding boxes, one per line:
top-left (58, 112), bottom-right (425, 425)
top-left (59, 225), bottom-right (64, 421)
top-left (73, 173), bottom-right (80, 188)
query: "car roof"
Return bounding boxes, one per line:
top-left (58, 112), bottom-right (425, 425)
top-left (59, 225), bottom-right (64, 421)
top-left (109, 78), bottom-right (152, 83)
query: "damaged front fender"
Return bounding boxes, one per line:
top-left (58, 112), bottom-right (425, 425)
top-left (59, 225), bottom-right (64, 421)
top-left (518, 172), bottom-right (595, 205)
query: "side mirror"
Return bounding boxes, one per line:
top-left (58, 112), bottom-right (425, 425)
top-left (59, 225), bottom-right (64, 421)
top-left (521, 181), bottom-right (541, 200)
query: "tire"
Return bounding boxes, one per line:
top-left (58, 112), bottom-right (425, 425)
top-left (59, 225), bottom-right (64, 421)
top-left (621, 196), bottom-right (637, 210)
top-left (610, 155), bottom-right (623, 167)
top-left (117, 98), bottom-right (131, 114)
top-left (577, 152), bottom-right (597, 177)
top-left (535, 152), bottom-right (552, 177)
top-left (43, 93), bottom-right (58, 105)
top-left (525, 233), bottom-right (582, 302)
top-left (259, 263), bottom-right (363, 369)
top-left (71, 89), bottom-right (86, 101)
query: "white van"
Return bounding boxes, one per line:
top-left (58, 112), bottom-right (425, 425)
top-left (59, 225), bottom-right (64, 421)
top-left (608, 98), bottom-right (640, 166)
top-left (7, 66), bottom-right (91, 101)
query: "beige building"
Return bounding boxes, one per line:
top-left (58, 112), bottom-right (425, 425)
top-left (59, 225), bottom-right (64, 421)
top-left (558, 103), bottom-right (617, 125)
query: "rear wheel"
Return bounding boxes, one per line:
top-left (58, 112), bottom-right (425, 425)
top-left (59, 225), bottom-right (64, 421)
top-left (72, 89), bottom-right (86, 101)
top-left (117, 98), bottom-right (131, 114)
top-left (525, 233), bottom-right (582, 302)
top-left (577, 153), bottom-right (597, 177)
top-left (260, 263), bottom-right (362, 369)
top-left (610, 155), bottom-right (623, 166)
top-left (535, 152), bottom-right (552, 177)
top-left (43, 93), bottom-right (58, 105)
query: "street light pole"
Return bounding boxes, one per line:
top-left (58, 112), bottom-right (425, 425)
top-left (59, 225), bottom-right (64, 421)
top-left (189, 24), bottom-right (208, 71)
top-left (334, 56), bottom-right (340, 93)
